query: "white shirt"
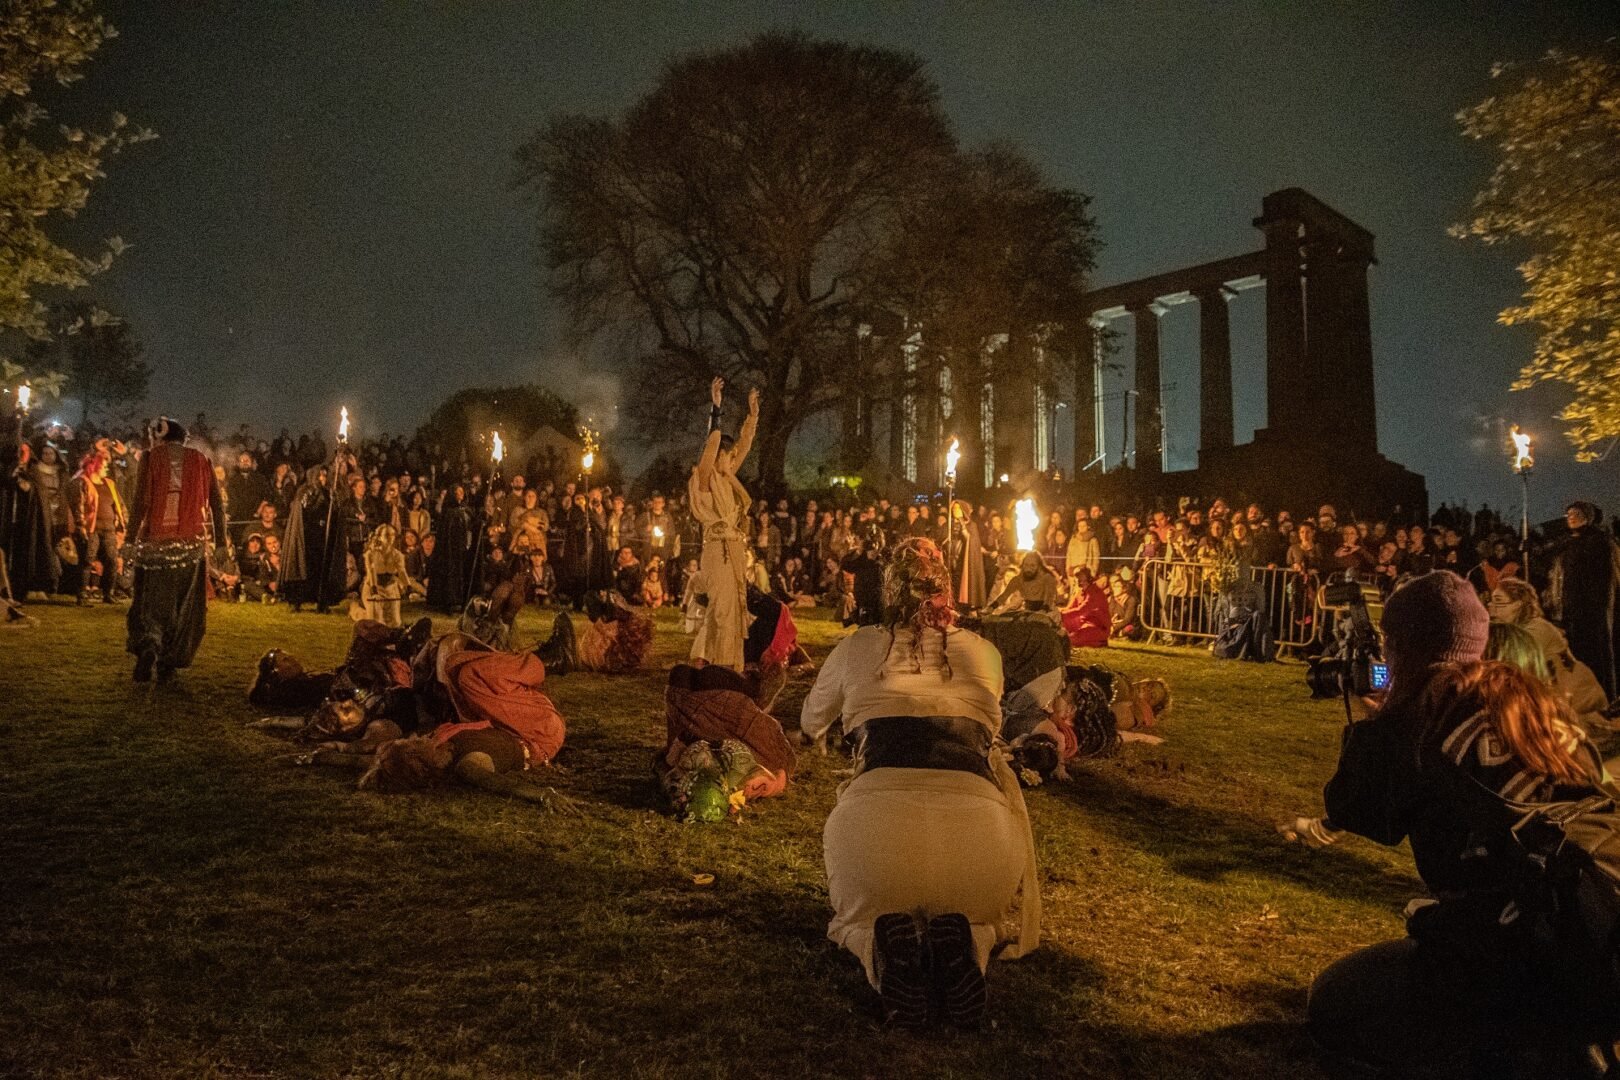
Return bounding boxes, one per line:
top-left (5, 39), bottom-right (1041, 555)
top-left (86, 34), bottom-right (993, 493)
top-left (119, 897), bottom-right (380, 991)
top-left (799, 625), bottom-right (1003, 744)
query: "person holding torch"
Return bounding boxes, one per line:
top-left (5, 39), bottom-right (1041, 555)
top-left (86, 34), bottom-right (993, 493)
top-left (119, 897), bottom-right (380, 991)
top-left (688, 376), bottom-right (759, 672)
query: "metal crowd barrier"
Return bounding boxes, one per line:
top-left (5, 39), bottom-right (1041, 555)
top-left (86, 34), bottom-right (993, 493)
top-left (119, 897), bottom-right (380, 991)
top-left (1136, 559), bottom-right (1321, 649)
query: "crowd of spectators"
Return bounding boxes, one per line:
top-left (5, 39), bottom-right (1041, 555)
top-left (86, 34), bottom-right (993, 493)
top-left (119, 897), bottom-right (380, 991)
top-left (2, 413), bottom-right (1608, 665)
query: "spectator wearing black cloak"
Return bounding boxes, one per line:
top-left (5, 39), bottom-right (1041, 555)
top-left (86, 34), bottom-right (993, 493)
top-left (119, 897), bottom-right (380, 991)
top-left (1547, 500), bottom-right (1620, 697)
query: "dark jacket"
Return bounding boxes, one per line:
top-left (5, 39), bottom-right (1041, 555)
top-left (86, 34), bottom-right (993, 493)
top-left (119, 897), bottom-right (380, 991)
top-left (1324, 670), bottom-right (1602, 898)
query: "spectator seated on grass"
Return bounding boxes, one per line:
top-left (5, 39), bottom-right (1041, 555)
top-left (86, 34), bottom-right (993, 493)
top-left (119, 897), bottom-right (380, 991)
top-left (1059, 566), bottom-right (1110, 649)
top-left (656, 663), bottom-right (797, 822)
top-left (986, 551), bottom-right (1060, 614)
top-left (1281, 572), bottom-right (1618, 1077)
top-left (799, 538), bottom-right (1038, 1030)
top-left (1001, 663), bottom-right (1173, 784)
top-left (1485, 575), bottom-right (1610, 731)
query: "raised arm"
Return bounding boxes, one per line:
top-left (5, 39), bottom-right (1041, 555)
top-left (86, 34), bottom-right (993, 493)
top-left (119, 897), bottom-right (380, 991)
top-left (731, 388), bottom-right (760, 469)
top-left (695, 376), bottom-right (725, 480)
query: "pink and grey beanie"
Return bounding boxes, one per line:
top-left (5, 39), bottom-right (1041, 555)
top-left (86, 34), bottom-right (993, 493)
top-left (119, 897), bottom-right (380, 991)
top-left (1381, 571), bottom-right (1489, 673)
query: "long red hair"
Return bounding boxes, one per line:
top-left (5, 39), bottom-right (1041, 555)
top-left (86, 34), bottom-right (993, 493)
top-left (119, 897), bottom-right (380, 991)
top-left (1424, 660), bottom-right (1589, 786)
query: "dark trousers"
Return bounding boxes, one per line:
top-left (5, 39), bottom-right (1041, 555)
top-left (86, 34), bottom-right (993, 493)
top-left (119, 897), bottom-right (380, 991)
top-left (81, 527), bottom-right (120, 595)
top-left (1308, 938), bottom-right (1601, 1079)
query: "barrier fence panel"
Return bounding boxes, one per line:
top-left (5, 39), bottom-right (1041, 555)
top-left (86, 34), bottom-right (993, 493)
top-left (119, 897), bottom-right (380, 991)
top-left (1137, 560), bottom-right (1321, 648)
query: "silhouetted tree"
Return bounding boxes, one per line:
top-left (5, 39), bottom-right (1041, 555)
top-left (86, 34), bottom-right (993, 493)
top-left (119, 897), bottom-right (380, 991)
top-left (27, 302), bottom-right (149, 426)
top-left (0, 1), bottom-right (153, 349)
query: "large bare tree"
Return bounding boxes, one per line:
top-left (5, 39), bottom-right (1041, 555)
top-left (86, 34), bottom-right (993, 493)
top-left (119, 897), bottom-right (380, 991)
top-left (519, 33), bottom-right (1096, 490)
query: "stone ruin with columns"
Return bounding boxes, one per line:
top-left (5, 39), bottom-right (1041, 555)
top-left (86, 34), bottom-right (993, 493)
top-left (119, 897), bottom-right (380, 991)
top-left (838, 187), bottom-right (1427, 519)
top-left (1077, 187), bottom-right (1428, 518)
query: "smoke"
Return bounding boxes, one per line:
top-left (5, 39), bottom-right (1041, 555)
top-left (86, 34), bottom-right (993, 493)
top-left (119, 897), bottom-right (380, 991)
top-left (533, 351), bottom-right (622, 436)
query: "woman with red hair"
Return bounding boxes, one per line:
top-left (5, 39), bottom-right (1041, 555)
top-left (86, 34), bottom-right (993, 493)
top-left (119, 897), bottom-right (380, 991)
top-left (1298, 572), bottom-right (1616, 1076)
top-left (66, 449), bottom-right (125, 604)
top-left (801, 538), bottom-right (1038, 1030)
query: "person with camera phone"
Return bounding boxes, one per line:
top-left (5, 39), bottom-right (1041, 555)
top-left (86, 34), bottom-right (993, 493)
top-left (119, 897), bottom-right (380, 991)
top-left (1286, 572), bottom-right (1618, 1077)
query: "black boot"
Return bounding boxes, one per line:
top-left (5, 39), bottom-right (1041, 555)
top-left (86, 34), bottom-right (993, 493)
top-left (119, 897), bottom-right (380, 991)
top-left (927, 913), bottom-right (986, 1030)
top-left (133, 648), bottom-right (156, 683)
top-left (873, 913), bottom-right (930, 1030)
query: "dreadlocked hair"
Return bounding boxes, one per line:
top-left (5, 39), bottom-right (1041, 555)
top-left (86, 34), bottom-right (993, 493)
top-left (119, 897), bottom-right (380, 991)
top-left (878, 536), bottom-right (957, 680)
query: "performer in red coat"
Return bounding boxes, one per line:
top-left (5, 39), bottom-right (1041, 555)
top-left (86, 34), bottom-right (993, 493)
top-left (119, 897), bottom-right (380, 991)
top-left (125, 418), bottom-right (226, 681)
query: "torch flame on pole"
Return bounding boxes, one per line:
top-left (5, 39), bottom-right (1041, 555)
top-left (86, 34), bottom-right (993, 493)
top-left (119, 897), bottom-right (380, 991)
top-left (945, 436), bottom-right (961, 482)
top-left (491, 431), bottom-right (504, 464)
top-left (580, 422), bottom-right (599, 473)
top-left (1510, 425), bottom-right (1533, 473)
top-left (1014, 498), bottom-right (1039, 552)
top-left (16, 384), bottom-right (30, 411)
top-left (338, 406), bottom-right (350, 443)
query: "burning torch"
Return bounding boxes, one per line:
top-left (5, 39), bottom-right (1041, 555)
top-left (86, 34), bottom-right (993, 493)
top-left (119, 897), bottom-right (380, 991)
top-left (1511, 425), bottom-right (1533, 566)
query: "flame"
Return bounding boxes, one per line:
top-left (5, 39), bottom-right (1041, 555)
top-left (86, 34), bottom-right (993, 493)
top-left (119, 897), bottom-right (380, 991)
top-left (579, 422), bottom-right (600, 473)
top-left (944, 436), bottom-right (961, 481)
top-left (652, 525), bottom-right (664, 540)
top-left (1510, 425), bottom-right (1533, 472)
top-left (338, 406), bottom-right (350, 442)
top-left (491, 431), bottom-right (504, 464)
top-left (15, 384), bottom-right (30, 410)
top-left (1014, 498), bottom-right (1039, 552)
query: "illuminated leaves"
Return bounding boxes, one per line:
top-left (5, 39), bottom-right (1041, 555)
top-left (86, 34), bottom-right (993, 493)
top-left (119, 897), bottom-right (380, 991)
top-left (1455, 50), bottom-right (1620, 459)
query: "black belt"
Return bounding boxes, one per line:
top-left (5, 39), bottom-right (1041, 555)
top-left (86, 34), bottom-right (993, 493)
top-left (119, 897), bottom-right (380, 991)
top-left (851, 716), bottom-right (995, 785)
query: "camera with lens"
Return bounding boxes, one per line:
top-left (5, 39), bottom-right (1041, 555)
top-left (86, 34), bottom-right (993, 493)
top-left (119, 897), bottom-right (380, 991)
top-left (1306, 577), bottom-right (1387, 703)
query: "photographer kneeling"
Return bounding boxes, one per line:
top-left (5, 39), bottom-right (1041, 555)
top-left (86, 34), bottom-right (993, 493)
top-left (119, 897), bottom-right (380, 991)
top-left (1299, 572), bottom-right (1613, 1077)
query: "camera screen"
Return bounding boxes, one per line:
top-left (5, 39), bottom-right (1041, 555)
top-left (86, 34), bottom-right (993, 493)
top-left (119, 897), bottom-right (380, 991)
top-left (1369, 661), bottom-right (1390, 691)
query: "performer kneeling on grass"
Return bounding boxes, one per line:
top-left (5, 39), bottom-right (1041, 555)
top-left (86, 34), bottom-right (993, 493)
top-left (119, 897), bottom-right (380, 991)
top-left (1281, 572), bottom-right (1618, 1077)
top-left (799, 538), bottom-right (1038, 1030)
top-left (124, 418), bottom-right (226, 682)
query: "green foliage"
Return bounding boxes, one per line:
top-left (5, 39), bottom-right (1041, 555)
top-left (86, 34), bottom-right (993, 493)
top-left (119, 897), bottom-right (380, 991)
top-left (518, 33), bottom-right (1099, 490)
top-left (25, 299), bottom-right (149, 425)
top-left (0, 0), bottom-right (153, 349)
top-left (1454, 49), bottom-right (1620, 459)
top-left (0, 601), bottom-right (1412, 1078)
top-left (416, 383), bottom-right (580, 461)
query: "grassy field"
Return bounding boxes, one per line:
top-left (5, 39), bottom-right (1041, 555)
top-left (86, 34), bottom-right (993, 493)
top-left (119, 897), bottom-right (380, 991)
top-left (0, 599), bottom-right (1420, 1079)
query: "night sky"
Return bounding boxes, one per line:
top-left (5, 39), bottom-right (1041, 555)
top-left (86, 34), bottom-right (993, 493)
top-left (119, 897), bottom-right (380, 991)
top-left (63, 1), bottom-right (1616, 516)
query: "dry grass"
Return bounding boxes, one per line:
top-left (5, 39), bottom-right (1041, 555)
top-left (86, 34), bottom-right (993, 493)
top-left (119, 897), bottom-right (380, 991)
top-left (0, 600), bottom-right (1418, 1079)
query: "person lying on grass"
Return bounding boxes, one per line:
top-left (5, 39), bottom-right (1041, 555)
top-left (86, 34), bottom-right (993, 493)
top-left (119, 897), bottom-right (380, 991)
top-left (297, 637), bottom-right (576, 812)
top-left (1000, 663), bottom-right (1173, 785)
top-left (656, 663), bottom-right (797, 822)
top-left (800, 537), bottom-right (1039, 1031)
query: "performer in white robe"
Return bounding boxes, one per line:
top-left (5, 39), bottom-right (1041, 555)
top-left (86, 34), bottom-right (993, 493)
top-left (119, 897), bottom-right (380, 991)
top-left (688, 377), bottom-right (759, 672)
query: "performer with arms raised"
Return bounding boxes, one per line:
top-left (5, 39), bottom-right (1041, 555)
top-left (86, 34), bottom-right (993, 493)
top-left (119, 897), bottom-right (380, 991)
top-left (688, 377), bottom-right (759, 672)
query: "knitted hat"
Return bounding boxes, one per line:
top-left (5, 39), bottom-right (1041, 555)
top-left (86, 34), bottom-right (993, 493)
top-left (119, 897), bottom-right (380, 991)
top-left (1380, 571), bottom-right (1489, 672)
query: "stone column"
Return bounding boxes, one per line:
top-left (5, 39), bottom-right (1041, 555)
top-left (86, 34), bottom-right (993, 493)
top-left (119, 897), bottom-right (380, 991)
top-left (1131, 303), bottom-right (1163, 473)
top-left (1256, 212), bottom-right (1306, 435)
top-left (1074, 323), bottom-right (1102, 473)
top-left (1196, 286), bottom-right (1235, 455)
